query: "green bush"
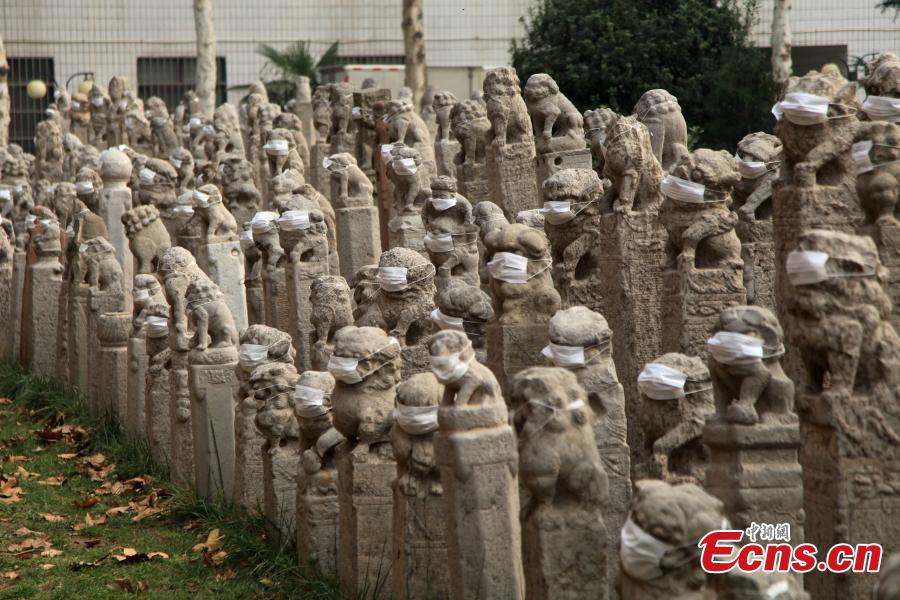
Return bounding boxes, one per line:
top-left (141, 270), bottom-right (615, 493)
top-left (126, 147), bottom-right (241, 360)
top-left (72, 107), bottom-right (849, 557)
top-left (511, 0), bottom-right (779, 150)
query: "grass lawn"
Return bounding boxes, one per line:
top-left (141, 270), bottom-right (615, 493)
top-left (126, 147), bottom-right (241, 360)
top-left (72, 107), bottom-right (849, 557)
top-left (0, 362), bottom-right (340, 600)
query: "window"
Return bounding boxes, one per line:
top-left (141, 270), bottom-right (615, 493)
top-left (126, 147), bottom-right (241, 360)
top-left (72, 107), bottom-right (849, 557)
top-left (7, 57), bottom-right (56, 154)
top-left (137, 57), bottom-right (227, 112)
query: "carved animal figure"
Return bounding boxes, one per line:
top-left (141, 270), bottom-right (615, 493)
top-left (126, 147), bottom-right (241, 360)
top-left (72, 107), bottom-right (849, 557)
top-left (863, 52), bottom-right (900, 101)
top-left (391, 372), bottom-right (443, 496)
top-left (523, 73), bottom-right (585, 153)
top-left (325, 153), bottom-right (373, 208)
top-left (385, 100), bottom-right (432, 148)
top-left (774, 70), bottom-right (860, 189)
top-left (733, 132), bottom-right (782, 222)
top-left (639, 352), bottom-right (714, 484)
top-left (450, 99), bottom-right (491, 167)
top-left (386, 144), bottom-right (425, 215)
top-left (708, 305), bottom-right (794, 425)
top-left (511, 366), bottom-right (609, 514)
top-left (145, 97), bottom-right (180, 158)
top-left (483, 222), bottom-right (561, 325)
top-left (122, 204), bottom-right (172, 274)
top-left (598, 112), bottom-right (664, 214)
top-left (252, 362), bottom-right (300, 453)
top-left (355, 247), bottom-right (438, 346)
top-left (219, 155), bottom-right (261, 225)
top-left (855, 121), bottom-right (900, 225)
top-left (582, 108), bottom-right (617, 178)
top-left (633, 89), bottom-right (689, 173)
top-left (661, 149), bottom-right (742, 271)
top-left (433, 91), bottom-right (458, 143)
top-left (436, 281), bottom-right (494, 350)
top-left (193, 184), bottom-right (239, 242)
top-left (429, 330), bottom-right (503, 408)
top-left (329, 325), bottom-right (402, 444)
top-left (785, 229), bottom-right (900, 452)
top-left (618, 480), bottom-right (726, 600)
top-left (483, 66), bottom-right (533, 146)
top-left (157, 247), bottom-right (212, 350)
top-left (82, 237), bottom-right (124, 294)
top-left (185, 280), bottom-right (239, 350)
top-left (310, 275), bottom-right (355, 369)
top-left (423, 180), bottom-right (479, 289)
top-left (312, 84), bottom-right (334, 141)
top-left (329, 83), bottom-right (354, 139)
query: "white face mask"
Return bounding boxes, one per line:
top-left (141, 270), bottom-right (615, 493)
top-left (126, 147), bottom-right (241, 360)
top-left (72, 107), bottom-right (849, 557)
top-left (542, 342), bottom-right (586, 368)
top-left (660, 175), bottom-right (710, 204)
top-left (264, 139), bottom-right (290, 156)
top-left (380, 144), bottom-right (394, 163)
top-left (72, 101), bottom-right (82, 110)
top-left (26, 214), bottom-right (37, 230)
top-left (75, 180), bottom-right (94, 195)
top-left (202, 125), bottom-right (215, 136)
top-left (394, 404), bottom-right (439, 435)
top-left (541, 200), bottom-right (575, 225)
top-left (238, 343), bottom-right (269, 370)
top-left (294, 384), bottom-right (328, 417)
top-left (619, 515), bottom-right (677, 581)
top-left (861, 95), bottom-right (900, 123)
top-left (139, 168), bottom-right (157, 184)
top-left (322, 157), bottom-right (336, 171)
top-left (707, 331), bottom-right (764, 365)
top-left (423, 231), bottom-right (454, 253)
top-left (853, 140), bottom-right (875, 174)
top-left (65, 223), bottom-right (75, 236)
top-left (240, 229), bottom-right (253, 242)
top-left (170, 157), bottom-right (182, 169)
top-left (487, 252), bottom-right (549, 284)
top-left (328, 338), bottom-right (399, 384)
top-left (173, 205), bottom-right (194, 217)
top-left (251, 211), bottom-right (279, 233)
top-left (134, 288), bottom-right (152, 304)
top-left (0, 189), bottom-right (10, 201)
top-left (117, 144), bottom-right (131, 152)
top-left (430, 308), bottom-right (465, 331)
top-left (189, 117), bottom-right (202, 129)
top-left (351, 106), bottom-right (362, 118)
top-left (430, 195), bottom-right (457, 212)
top-left (376, 266), bottom-right (409, 292)
top-left (772, 92), bottom-right (834, 125)
top-left (765, 581), bottom-right (791, 599)
top-left (392, 157), bottom-right (418, 175)
top-left (277, 210), bottom-right (311, 231)
top-left (91, 96), bottom-right (104, 108)
top-left (145, 316), bottom-right (169, 338)
top-left (637, 363), bottom-right (688, 400)
top-left (430, 350), bottom-right (471, 384)
top-left (735, 153), bottom-right (773, 179)
top-left (193, 190), bottom-right (211, 207)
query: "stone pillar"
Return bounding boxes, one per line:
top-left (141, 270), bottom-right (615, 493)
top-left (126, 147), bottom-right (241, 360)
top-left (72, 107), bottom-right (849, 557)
top-left (169, 349), bottom-right (194, 486)
top-left (262, 266), bottom-right (291, 334)
top-left (144, 330), bottom-right (171, 466)
top-left (738, 218), bottom-right (776, 313)
top-left (197, 240), bottom-right (248, 332)
top-left (88, 288), bottom-right (126, 417)
top-left (0, 258), bottom-right (12, 362)
top-left (435, 380), bottom-right (524, 599)
top-left (434, 139), bottom-right (459, 179)
top-left (458, 161), bottom-right (489, 205)
top-left (512, 367), bottom-right (609, 600)
top-left (860, 220), bottom-right (900, 334)
top-left (22, 223), bottom-right (63, 378)
top-left (285, 262), bottom-right (327, 372)
top-left (189, 350), bottom-right (239, 500)
top-left (309, 141), bottom-right (331, 198)
top-left (334, 203), bottom-right (380, 281)
top-left (262, 439), bottom-right (299, 539)
top-left (387, 213), bottom-right (425, 256)
top-left (127, 330), bottom-right (148, 439)
top-left (390, 374), bottom-right (449, 600)
top-left (67, 285), bottom-right (91, 394)
top-left (294, 76), bottom-right (315, 146)
top-left (99, 149), bottom-right (134, 302)
top-left (660, 265), bottom-right (746, 357)
top-left (9, 249), bottom-right (25, 362)
top-left (535, 148), bottom-right (592, 192)
top-left (784, 229), bottom-right (900, 599)
top-left (96, 312), bottom-right (131, 420)
top-left (486, 141), bottom-right (540, 220)
top-left (486, 323), bottom-right (549, 394)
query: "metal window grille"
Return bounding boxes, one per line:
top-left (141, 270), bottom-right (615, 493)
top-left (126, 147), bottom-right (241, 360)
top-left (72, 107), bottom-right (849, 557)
top-left (137, 57), bottom-right (227, 112)
top-left (7, 57), bottom-right (56, 153)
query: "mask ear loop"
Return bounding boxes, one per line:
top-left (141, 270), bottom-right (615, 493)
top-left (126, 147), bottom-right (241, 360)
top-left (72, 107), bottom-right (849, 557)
top-left (525, 257), bottom-right (553, 281)
top-left (516, 399), bottom-right (585, 441)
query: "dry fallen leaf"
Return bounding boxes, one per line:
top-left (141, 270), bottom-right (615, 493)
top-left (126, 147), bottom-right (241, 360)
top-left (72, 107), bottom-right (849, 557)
top-left (259, 577), bottom-right (274, 587)
top-left (216, 569), bottom-right (237, 582)
top-left (138, 581), bottom-right (149, 593)
top-left (0, 476), bottom-right (22, 503)
top-left (208, 550), bottom-right (227, 566)
top-left (14, 466), bottom-right (39, 478)
top-left (110, 578), bottom-right (134, 593)
top-left (39, 563), bottom-right (55, 570)
top-left (0, 398), bottom-right (11, 405)
top-left (7, 537), bottom-right (53, 556)
top-left (38, 475), bottom-right (66, 486)
top-left (73, 513), bottom-right (107, 531)
top-left (56, 453), bottom-right (78, 460)
top-left (13, 526), bottom-right (45, 537)
top-left (192, 528), bottom-right (224, 554)
top-left (105, 505), bottom-right (130, 517)
top-left (72, 496), bottom-right (100, 509)
top-left (2, 570), bottom-right (19, 580)
top-left (3, 455), bottom-right (31, 463)
top-left (40, 512), bottom-right (65, 523)
top-left (40, 548), bottom-right (63, 558)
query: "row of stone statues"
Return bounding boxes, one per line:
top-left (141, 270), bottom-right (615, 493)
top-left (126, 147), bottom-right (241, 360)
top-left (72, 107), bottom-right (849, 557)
top-left (2, 51), bottom-right (900, 599)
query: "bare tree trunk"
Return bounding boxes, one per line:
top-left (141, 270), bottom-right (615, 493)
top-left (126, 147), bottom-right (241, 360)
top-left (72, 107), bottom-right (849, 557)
top-left (771, 0), bottom-right (792, 87)
top-left (0, 34), bottom-right (10, 146)
top-left (193, 0), bottom-right (217, 118)
top-left (402, 0), bottom-right (427, 110)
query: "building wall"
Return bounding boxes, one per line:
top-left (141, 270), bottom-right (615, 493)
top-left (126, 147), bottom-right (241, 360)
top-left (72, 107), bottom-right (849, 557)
top-left (1, 0), bottom-right (532, 103)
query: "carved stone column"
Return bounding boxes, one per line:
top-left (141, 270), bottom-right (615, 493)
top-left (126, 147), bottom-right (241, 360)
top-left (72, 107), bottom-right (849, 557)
top-left (144, 322), bottom-right (171, 466)
top-left (198, 240), bottom-right (248, 332)
top-left (22, 221), bottom-right (64, 378)
top-left (487, 142), bottom-right (540, 220)
top-left (99, 148), bottom-right (134, 302)
top-left (96, 312), bottom-right (131, 420)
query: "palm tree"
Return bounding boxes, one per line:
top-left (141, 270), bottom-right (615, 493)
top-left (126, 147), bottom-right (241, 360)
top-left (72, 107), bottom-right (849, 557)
top-left (256, 41), bottom-right (340, 105)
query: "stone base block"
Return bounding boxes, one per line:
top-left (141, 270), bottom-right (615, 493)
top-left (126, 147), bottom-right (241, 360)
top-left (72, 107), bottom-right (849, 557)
top-left (486, 322), bottom-right (549, 393)
top-left (263, 267), bottom-right (292, 335)
top-left (435, 139), bottom-right (460, 179)
top-left (23, 262), bottom-right (63, 378)
top-left (189, 359), bottom-right (238, 499)
top-left (286, 265), bottom-right (326, 372)
top-left (310, 142), bottom-right (332, 199)
top-left (535, 148), bottom-right (592, 191)
top-left (233, 398), bottom-right (265, 510)
top-left (335, 204), bottom-right (381, 280)
top-left (145, 350), bottom-right (171, 467)
top-left (391, 486), bottom-right (449, 600)
top-left (458, 162), bottom-right (489, 205)
top-left (169, 351), bottom-right (194, 486)
top-left (388, 214), bottom-right (425, 255)
top-left (487, 142), bottom-right (539, 220)
top-left (263, 441), bottom-right (299, 541)
top-left (198, 241), bottom-right (248, 332)
top-left (127, 336), bottom-right (148, 439)
top-left (297, 469), bottom-right (340, 576)
top-left (10, 252), bottom-right (25, 363)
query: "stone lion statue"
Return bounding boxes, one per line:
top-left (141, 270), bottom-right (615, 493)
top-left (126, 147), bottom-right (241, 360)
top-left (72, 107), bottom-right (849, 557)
top-left (450, 99), bottom-right (491, 166)
top-left (433, 91), bottom-right (459, 143)
top-left (483, 66), bottom-right (533, 147)
top-left (633, 89), bottom-right (689, 173)
top-left (523, 73), bottom-right (585, 154)
top-left (185, 280), bottom-right (239, 351)
top-left (122, 204), bottom-right (171, 274)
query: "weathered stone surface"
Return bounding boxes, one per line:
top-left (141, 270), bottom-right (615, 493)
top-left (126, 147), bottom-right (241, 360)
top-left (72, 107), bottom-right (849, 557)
top-left (429, 330), bottom-right (525, 600)
top-left (22, 219), bottom-right (64, 378)
top-left (99, 148), bottom-right (134, 300)
top-left (326, 153), bottom-right (380, 279)
top-left (423, 176), bottom-right (479, 292)
top-left (633, 89), bottom-right (689, 173)
top-left (96, 311), bottom-right (130, 420)
top-left (511, 367), bottom-right (609, 600)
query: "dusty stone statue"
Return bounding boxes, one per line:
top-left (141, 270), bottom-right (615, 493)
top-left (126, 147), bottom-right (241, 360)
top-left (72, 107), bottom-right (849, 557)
top-left (312, 84), bottom-right (334, 141)
top-left (329, 83), bottom-right (355, 152)
top-left (386, 143), bottom-right (426, 215)
top-left (144, 97), bottom-right (181, 158)
top-left (185, 279), bottom-right (239, 354)
top-left (121, 204), bottom-right (171, 274)
top-left (511, 366), bottom-right (609, 600)
top-left (618, 479), bottom-right (727, 600)
top-left (390, 372), bottom-right (449, 599)
top-left (433, 91), bottom-right (458, 143)
top-left (218, 155), bottom-right (262, 227)
top-left (449, 98), bottom-right (492, 202)
top-left (34, 119), bottom-right (64, 181)
top-left (157, 246), bottom-right (212, 351)
top-left (385, 99), bottom-right (436, 175)
top-left (309, 275), bottom-right (354, 370)
top-left (422, 176), bottom-right (479, 289)
top-left (523, 73), bottom-right (585, 154)
top-left (636, 352), bottom-right (714, 484)
top-left (633, 89), bottom-right (689, 173)
top-left (434, 280), bottom-right (494, 360)
top-left (191, 184), bottom-right (239, 243)
top-left (428, 330), bottom-right (525, 598)
top-left (597, 111), bottom-right (664, 214)
top-left (862, 52), bottom-right (900, 122)
top-left (483, 222), bottom-right (560, 324)
top-left (484, 66), bottom-right (533, 147)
